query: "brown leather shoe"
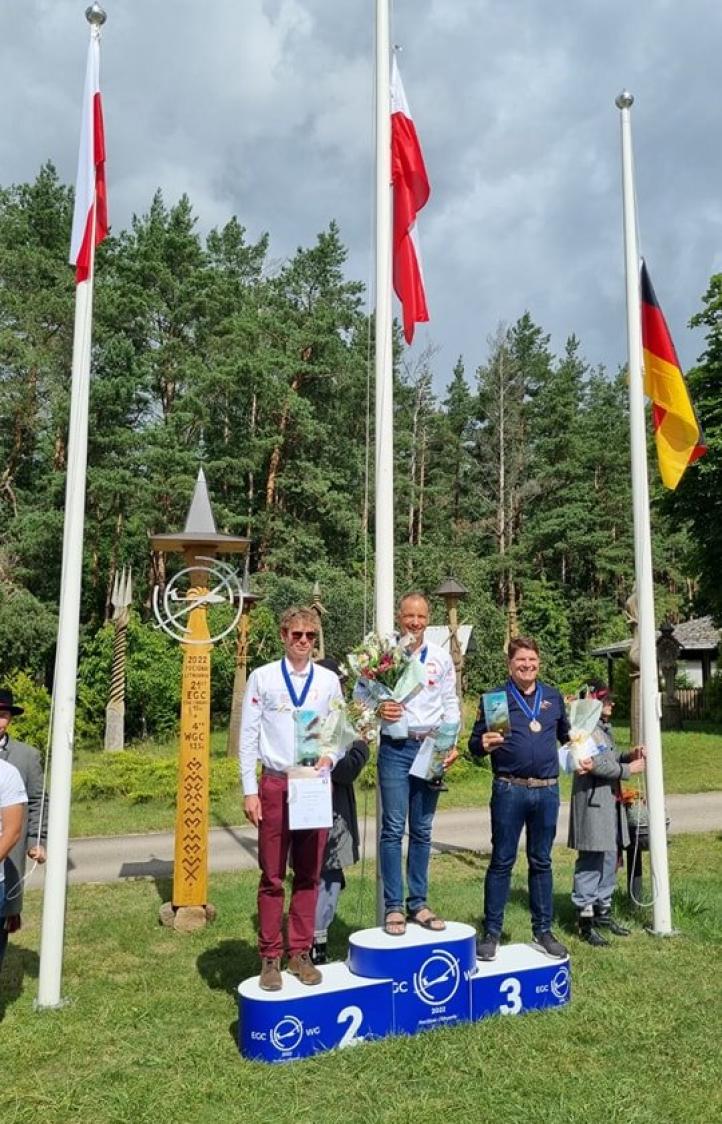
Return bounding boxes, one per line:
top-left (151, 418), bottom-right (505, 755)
top-left (259, 956), bottom-right (282, 991)
top-left (287, 950), bottom-right (322, 986)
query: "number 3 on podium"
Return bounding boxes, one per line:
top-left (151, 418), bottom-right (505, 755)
top-left (498, 977), bottom-right (522, 1015)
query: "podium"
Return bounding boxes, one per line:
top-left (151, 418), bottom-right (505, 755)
top-left (237, 923), bottom-right (571, 1063)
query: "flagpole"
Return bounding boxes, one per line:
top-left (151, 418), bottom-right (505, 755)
top-left (374, 0), bottom-right (393, 924)
top-left (37, 3), bottom-right (108, 1009)
top-left (616, 90), bottom-right (673, 935)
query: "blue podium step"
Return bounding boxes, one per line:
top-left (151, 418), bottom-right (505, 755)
top-left (237, 962), bottom-right (394, 1063)
top-left (470, 944), bottom-right (571, 1019)
top-left (237, 925), bottom-right (571, 1063)
top-left (348, 921), bottom-right (477, 1034)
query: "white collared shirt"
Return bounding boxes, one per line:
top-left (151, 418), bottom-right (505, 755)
top-left (0, 757), bottom-right (28, 886)
top-left (403, 640), bottom-right (461, 732)
top-left (239, 659), bottom-right (343, 796)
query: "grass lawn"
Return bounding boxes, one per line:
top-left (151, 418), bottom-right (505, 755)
top-left (69, 720), bottom-right (722, 838)
top-left (2, 834), bottom-right (721, 1124)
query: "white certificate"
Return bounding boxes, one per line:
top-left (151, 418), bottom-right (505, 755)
top-left (287, 772), bottom-right (333, 831)
top-left (408, 736), bottom-right (436, 780)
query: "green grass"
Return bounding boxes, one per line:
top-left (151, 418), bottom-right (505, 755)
top-left (2, 834), bottom-right (720, 1123)
top-left (69, 718), bottom-right (722, 838)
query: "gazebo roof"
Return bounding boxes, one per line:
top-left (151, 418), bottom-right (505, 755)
top-left (591, 616), bottom-right (720, 659)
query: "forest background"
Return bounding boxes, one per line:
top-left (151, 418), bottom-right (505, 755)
top-left (2, 165), bottom-right (721, 748)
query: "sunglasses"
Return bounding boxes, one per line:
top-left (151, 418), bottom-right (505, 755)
top-left (289, 630), bottom-right (318, 641)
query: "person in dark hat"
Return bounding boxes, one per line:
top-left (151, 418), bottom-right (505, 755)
top-left (0, 686), bottom-right (47, 967)
top-left (568, 680), bottom-right (645, 946)
top-left (311, 658), bottom-right (370, 965)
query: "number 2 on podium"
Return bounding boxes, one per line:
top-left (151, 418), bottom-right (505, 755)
top-left (337, 1005), bottom-right (364, 1047)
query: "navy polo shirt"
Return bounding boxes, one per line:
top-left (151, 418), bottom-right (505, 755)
top-left (468, 680), bottom-right (570, 779)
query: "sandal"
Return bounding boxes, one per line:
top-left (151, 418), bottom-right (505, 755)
top-left (407, 907), bottom-right (446, 932)
top-left (384, 911), bottom-right (407, 937)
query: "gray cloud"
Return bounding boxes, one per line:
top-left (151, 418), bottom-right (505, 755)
top-left (1, 0), bottom-right (720, 391)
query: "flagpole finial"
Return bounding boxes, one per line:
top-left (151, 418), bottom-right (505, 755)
top-left (85, 3), bottom-right (107, 25)
top-left (615, 90), bottom-right (634, 110)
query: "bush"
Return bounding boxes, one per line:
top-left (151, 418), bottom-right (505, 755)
top-left (0, 583), bottom-right (57, 681)
top-left (77, 612), bottom-right (182, 744)
top-left (4, 670), bottom-right (52, 756)
top-left (72, 750), bottom-right (238, 805)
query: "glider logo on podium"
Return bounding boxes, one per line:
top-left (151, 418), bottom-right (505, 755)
top-left (413, 949), bottom-right (461, 1007)
top-left (270, 1015), bottom-right (304, 1055)
top-left (550, 966), bottom-right (570, 1003)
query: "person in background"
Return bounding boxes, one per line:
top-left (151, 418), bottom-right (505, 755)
top-left (311, 658), bottom-right (370, 965)
top-left (469, 637), bottom-right (569, 962)
top-left (0, 686), bottom-right (47, 968)
top-left (0, 756), bottom-right (28, 959)
top-left (569, 681), bottom-right (646, 946)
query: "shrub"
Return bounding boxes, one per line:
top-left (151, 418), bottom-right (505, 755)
top-left (4, 670), bottom-right (52, 756)
top-left (72, 750), bottom-right (239, 805)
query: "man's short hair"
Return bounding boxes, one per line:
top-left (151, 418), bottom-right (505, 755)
top-left (280, 605), bottom-right (319, 632)
top-left (397, 590), bottom-right (429, 613)
top-left (507, 635), bottom-right (540, 659)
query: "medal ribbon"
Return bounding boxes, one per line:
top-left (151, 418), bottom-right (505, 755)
top-left (281, 658), bottom-right (314, 709)
top-left (508, 680), bottom-right (541, 724)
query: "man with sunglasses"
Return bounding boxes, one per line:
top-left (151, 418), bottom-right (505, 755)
top-left (239, 606), bottom-right (343, 991)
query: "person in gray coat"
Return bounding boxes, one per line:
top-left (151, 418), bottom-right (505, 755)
top-left (568, 683), bottom-right (645, 947)
top-left (0, 687), bottom-right (48, 967)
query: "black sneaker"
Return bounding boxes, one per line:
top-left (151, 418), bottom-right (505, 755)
top-left (594, 912), bottom-right (631, 936)
top-left (578, 916), bottom-right (610, 947)
top-left (532, 930), bottom-right (568, 959)
top-left (310, 940), bottom-right (327, 966)
top-left (476, 933), bottom-right (499, 961)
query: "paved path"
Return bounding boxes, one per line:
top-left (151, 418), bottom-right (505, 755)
top-left (32, 790), bottom-right (722, 888)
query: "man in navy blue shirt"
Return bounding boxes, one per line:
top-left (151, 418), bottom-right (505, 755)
top-left (469, 636), bottom-right (570, 961)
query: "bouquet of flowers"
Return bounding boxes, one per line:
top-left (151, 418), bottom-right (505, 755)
top-left (345, 632), bottom-right (427, 738)
top-left (293, 699), bottom-right (364, 767)
top-left (559, 697), bottom-right (603, 771)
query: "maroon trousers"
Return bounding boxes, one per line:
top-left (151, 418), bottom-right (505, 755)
top-left (256, 772), bottom-right (328, 958)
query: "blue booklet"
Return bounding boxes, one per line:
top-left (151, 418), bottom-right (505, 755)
top-left (482, 690), bottom-right (510, 736)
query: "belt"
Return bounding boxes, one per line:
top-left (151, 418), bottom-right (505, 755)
top-left (261, 766), bottom-right (288, 778)
top-left (379, 732), bottom-right (428, 744)
top-left (496, 775), bottom-right (558, 788)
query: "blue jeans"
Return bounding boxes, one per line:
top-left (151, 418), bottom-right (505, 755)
top-left (483, 778), bottom-right (560, 936)
top-left (377, 737), bottom-right (440, 914)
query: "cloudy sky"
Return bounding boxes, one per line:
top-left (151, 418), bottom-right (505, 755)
top-left (2, 0), bottom-right (722, 390)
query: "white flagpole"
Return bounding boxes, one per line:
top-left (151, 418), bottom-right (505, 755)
top-left (374, 0), bottom-right (393, 924)
top-left (37, 3), bottom-right (108, 1009)
top-left (616, 90), bottom-right (673, 935)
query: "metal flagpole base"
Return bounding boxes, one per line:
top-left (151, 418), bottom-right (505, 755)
top-left (34, 995), bottom-right (74, 1012)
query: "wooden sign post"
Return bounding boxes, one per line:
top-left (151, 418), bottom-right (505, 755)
top-left (152, 470), bottom-right (248, 933)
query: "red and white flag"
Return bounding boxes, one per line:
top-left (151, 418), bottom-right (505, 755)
top-left (69, 31), bottom-right (108, 283)
top-left (391, 58), bottom-right (430, 344)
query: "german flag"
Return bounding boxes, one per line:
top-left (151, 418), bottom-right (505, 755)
top-left (640, 261), bottom-right (706, 489)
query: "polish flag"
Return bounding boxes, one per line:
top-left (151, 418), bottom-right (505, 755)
top-left (69, 33), bottom-right (108, 283)
top-left (391, 58), bottom-right (430, 344)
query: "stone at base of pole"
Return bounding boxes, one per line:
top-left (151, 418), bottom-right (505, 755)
top-left (159, 902), bottom-right (217, 933)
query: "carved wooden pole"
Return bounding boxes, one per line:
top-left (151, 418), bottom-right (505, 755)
top-left (104, 567), bottom-right (132, 750)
